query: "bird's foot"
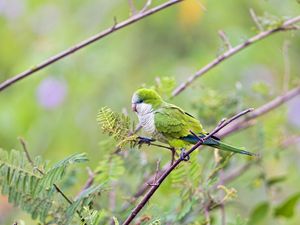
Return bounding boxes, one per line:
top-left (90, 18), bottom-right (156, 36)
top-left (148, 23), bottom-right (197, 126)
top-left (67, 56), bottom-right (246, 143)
top-left (180, 148), bottom-right (190, 161)
top-left (137, 136), bottom-right (155, 146)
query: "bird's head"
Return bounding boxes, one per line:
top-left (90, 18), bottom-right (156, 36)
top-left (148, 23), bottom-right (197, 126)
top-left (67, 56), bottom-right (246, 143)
top-left (131, 88), bottom-right (163, 115)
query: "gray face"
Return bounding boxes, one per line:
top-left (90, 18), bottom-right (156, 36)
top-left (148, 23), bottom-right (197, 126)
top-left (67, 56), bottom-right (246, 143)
top-left (131, 93), bottom-right (141, 104)
top-left (131, 93), bottom-right (143, 113)
top-left (131, 93), bottom-right (153, 115)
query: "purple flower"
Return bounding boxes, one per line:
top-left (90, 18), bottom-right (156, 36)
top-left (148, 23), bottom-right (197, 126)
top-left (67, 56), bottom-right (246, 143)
top-left (37, 77), bottom-right (67, 109)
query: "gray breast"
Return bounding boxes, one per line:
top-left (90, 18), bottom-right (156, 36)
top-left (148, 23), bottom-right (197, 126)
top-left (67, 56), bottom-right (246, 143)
top-left (138, 112), bottom-right (156, 134)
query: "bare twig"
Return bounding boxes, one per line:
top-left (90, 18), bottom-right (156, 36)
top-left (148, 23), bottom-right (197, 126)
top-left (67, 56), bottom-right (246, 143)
top-left (147, 160), bottom-right (160, 186)
top-left (121, 109), bottom-right (251, 225)
top-left (172, 15), bottom-right (300, 96)
top-left (249, 8), bottom-right (263, 31)
top-left (140, 0), bottom-right (152, 13)
top-left (18, 137), bottom-right (34, 166)
top-left (128, 0), bottom-right (137, 16)
top-left (18, 138), bottom-right (87, 225)
top-left (0, 0), bottom-right (183, 92)
top-left (218, 30), bottom-right (232, 50)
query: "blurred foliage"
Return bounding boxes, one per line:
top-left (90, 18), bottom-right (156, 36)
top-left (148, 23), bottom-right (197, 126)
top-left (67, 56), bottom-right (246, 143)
top-left (1, 0), bottom-right (300, 224)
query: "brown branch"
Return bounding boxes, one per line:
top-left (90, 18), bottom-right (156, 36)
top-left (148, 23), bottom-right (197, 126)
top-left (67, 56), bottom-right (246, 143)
top-left (172, 15), bottom-right (300, 97)
top-left (217, 85), bottom-right (300, 138)
top-left (249, 8), bottom-right (263, 31)
top-left (0, 0), bottom-right (183, 92)
top-left (140, 0), bottom-right (152, 13)
top-left (218, 30), bottom-right (232, 50)
top-left (128, 0), bottom-right (137, 16)
top-left (121, 108), bottom-right (252, 225)
top-left (18, 137), bottom-right (34, 166)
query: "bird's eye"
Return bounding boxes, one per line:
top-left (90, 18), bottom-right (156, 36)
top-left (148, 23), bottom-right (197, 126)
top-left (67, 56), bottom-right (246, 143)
top-left (136, 99), bottom-right (143, 104)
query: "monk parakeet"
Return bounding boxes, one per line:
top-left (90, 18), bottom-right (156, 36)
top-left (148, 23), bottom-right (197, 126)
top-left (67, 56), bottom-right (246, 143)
top-left (131, 88), bottom-right (255, 160)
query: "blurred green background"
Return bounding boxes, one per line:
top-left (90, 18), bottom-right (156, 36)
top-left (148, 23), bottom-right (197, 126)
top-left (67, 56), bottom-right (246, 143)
top-left (1, 0), bottom-right (300, 224)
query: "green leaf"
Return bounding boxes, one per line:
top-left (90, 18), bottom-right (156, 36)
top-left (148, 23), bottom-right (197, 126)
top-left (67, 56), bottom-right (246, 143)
top-left (42, 153), bottom-right (88, 189)
top-left (247, 202), bottom-right (269, 225)
top-left (274, 192), bottom-right (300, 218)
top-left (0, 149), bottom-right (89, 224)
top-left (97, 107), bottom-right (131, 144)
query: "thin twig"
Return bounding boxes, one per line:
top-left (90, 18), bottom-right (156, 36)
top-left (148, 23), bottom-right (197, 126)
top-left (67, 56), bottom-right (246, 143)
top-left (0, 0), bottom-right (183, 92)
top-left (128, 0), bottom-right (137, 16)
top-left (148, 159), bottom-right (160, 186)
top-left (121, 109), bottom-right (251, 225)
top-left (218, 30), bottom-right (232, 50)
top-left (206, 108), bottom-right (253, 138)
top-left (18, 137), bottom-right (34, 166)
top-left (172, 15), bottom-right (300, 97)
top-left (249, 8), bottom-right (263, 31)
top-left (18, 138), bottom-right (87, 225)
top-left (140, 0), bottom-right (152, 13)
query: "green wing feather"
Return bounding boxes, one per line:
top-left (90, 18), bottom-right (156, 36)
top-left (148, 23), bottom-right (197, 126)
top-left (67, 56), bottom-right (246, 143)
top-left (154, 103), bottom-right (206, 143)
top-left (154, 103), bottom-right (256, 156)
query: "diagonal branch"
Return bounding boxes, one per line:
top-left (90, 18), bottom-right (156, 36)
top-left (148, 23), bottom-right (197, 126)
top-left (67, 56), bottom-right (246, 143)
top-left (172, 15), bottom-right (300, 97)
top-left (0, 0), bottom-right (183, 92)
top-left (125, 84), bottom-right (300, 209)
top-left (121, 108), bottom-right (252, 225)
top-left (217, 85), bottom-right (300, 138)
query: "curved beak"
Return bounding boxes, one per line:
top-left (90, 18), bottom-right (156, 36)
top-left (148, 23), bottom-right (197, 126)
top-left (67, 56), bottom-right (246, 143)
top-left (132, 103), bottom-right (137, 112)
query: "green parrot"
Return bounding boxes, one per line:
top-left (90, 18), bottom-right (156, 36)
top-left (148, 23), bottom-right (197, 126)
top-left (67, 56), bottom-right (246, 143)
top-left (131, 88), bottom-right (255, 160)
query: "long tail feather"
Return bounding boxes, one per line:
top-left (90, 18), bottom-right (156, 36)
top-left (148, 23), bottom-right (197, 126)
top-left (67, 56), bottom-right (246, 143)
top-left (181, 135), bottom-right (256, 156)
top-left (209, 141), bottom-right (256, 156)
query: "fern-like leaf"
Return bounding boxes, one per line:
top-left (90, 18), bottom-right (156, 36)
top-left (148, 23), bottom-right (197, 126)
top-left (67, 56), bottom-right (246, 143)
top-left (97, 107), bottom-right (131, 141)
top-left (66, 184), bottom-right (104, 223)
top-left (0, 149), bottom-right (88, 224)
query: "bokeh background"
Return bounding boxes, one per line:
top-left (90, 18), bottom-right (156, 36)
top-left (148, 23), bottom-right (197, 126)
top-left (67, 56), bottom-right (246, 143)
top-left (0, 0), bottom-right (300, 224)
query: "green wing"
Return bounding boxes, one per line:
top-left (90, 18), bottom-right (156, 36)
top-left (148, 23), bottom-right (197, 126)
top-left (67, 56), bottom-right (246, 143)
top-left (154, 104), bottom-right (206, 139)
